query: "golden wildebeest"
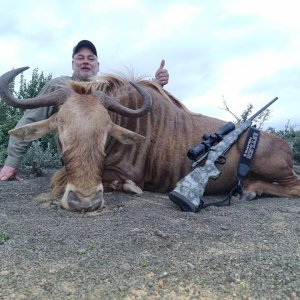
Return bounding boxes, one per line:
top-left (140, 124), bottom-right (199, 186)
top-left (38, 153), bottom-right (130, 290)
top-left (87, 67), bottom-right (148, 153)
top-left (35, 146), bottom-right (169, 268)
top-left (0, 67), bottom-right (299, 212)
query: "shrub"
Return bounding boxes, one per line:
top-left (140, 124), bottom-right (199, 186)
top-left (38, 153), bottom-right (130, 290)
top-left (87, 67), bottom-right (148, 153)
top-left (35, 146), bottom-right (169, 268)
top-left (0, 68), bottom-right (58, 167)
top-left (21, 140), bottom-right (60, 168)
top-left (268, 122), bottom-right (300, 164)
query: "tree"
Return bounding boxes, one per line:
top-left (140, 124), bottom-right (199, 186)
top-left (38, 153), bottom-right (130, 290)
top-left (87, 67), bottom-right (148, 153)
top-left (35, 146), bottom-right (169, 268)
top-left (0, 68), bottom-right (58, 166)
top-left (16, 68), bottom-right (52, 99)
top-left (220, 96), bottom-right (271, 129)
top-left (220, 97), bottom-right (300, 164)
top-left (268, 121), bottom-right (300, 163)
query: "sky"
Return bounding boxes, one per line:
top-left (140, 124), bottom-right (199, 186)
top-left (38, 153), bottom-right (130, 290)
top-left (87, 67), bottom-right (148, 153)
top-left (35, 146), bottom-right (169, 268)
top-left (0, 0), bottom-right (299, 130)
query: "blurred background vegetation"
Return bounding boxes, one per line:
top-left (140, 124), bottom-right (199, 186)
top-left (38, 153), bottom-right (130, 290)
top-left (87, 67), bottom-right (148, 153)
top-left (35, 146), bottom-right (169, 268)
top-left (0, 69), bottom-right (299, 169)
top-left (0, 68), bottom-right (60, 168)
top-left (221, 98), bottom-right (300, 163)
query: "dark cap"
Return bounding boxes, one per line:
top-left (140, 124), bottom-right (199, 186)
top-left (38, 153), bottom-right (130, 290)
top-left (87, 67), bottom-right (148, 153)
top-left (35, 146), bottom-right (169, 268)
top-left (72, 40), bottom-right (98, 57)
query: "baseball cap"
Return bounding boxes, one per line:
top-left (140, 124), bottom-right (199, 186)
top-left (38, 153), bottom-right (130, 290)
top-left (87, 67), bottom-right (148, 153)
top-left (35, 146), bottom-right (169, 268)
top-left (72, 40), bottom-right (98, 57)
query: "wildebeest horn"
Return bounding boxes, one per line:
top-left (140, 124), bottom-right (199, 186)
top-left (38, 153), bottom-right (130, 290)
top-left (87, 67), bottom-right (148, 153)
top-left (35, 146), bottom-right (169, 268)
top-left (95, 81), bottom-right (152, 117)
top-left (0, 67), bottom-right (71, 109)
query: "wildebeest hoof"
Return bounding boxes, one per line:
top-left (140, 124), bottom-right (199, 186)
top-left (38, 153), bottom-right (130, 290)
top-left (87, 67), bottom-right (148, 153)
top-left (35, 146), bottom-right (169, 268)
top-left (123, 180), bottom-right (143, 194)
top-left (109, 180), bottom-right (121, 190)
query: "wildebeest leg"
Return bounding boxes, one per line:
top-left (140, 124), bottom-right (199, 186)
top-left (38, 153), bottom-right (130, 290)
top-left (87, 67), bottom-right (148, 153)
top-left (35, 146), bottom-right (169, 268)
top-left (103, 164), bottom-right (144, 194)
top-left (33, 168), bottom-right (67, 204)
top-left (34, 168), bottom-right (67, 202)
top-left (50, 167), bottom-right (67, 197)
top-left (242, 174), bottom-right (300, 200)
top-left (104, 179), bottom-right (143, 194)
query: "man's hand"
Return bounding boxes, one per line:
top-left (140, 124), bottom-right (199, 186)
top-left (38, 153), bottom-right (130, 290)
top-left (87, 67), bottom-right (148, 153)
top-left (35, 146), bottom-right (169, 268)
top-left (0, 166), bottom-right (22, 181)
top-left (155, 59), bottom-right (169, 87)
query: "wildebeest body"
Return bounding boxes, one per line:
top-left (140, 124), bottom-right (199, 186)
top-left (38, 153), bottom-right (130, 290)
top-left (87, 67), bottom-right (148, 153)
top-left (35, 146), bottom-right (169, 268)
top-left (1, 67), bottom-right (299, 211)
top-left (102, 81), bottom-right (297, 198)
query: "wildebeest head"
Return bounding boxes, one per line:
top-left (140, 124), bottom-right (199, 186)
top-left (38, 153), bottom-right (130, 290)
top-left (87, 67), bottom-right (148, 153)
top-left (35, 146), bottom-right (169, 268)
top-left (0, 67), bottom-right (152, 212)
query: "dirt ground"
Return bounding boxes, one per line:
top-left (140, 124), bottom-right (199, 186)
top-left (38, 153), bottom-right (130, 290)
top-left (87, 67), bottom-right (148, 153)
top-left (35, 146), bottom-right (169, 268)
top-left (0, 167), bottom-right (299, 300)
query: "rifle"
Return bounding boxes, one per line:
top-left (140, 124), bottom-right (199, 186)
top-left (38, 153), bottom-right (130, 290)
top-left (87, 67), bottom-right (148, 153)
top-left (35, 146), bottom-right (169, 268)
top-left (168, 97), bottom-right (278, 212)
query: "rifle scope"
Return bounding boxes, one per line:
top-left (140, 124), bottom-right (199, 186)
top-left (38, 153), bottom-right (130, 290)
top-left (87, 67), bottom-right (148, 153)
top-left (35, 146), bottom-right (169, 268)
top-left (187, 121), bottom-right (235, 161)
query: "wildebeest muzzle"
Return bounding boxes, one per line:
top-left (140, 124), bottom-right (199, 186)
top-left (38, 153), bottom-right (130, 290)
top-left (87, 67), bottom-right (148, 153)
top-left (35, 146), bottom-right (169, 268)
top-left (64, 190), bottom-right (103, 212)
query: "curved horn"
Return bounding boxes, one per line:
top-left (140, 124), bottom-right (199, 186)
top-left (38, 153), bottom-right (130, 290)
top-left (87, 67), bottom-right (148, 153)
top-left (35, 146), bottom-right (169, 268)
top-left (95, 82), bottom-right (152, 117)
top-left (0, 67), bottom-right (71, 109)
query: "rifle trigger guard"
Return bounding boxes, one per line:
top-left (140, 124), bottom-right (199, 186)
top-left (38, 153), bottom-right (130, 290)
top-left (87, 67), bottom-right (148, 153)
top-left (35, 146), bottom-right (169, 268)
top-left (216, 155), bottom-right (226, 165)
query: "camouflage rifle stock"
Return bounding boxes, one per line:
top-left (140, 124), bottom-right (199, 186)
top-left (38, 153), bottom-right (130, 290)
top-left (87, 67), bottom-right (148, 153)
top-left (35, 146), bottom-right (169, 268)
top-left (168, 97), bottom-right (278, 212)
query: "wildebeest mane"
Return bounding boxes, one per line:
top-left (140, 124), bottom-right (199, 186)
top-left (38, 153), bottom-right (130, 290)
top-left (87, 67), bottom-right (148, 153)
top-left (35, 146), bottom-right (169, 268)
top-left (67, 74), bottom-right (197, 115)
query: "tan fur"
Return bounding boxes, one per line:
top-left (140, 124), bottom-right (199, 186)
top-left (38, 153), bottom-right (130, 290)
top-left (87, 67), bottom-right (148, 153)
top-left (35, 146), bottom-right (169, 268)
top-left (91, 75), bottom-right (300, 198)
top-left (14, 75), bottom-right (300, 207)
top-left (57, 94), bottom-right (107, 189)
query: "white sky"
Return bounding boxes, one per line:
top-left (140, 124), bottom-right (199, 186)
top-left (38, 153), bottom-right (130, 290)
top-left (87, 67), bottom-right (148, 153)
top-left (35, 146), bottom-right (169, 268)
top-left (1, 0), bottom-right (299, 130)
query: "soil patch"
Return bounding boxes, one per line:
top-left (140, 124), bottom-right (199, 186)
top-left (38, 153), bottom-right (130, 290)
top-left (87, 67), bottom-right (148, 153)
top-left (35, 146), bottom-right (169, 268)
top-left (0, 168), bottom-right (299, 299)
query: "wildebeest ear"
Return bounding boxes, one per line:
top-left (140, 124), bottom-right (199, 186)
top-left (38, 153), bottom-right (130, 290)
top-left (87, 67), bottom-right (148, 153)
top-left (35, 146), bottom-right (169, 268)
top-left (109, 123), bottom-right (145, 144)
top-left (9, 115), bottom-right (57, 142)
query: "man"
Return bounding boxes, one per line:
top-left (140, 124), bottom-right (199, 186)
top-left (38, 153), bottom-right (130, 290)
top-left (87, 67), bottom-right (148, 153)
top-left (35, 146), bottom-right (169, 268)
top-left (0, 40), bottom-right (169, 181)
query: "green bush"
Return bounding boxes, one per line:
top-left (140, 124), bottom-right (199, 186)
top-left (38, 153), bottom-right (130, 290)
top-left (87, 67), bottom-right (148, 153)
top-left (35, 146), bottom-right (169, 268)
top-left (0, 68), bottom-right (56, 167)
top-left (222, 99), bottom-right (300, 164)
top-left (0, 144), bottom-right (7, 164)
top-left (21, 140), bottom-right (60, 168)
top-left (268, 123), bottom-right (300, 164)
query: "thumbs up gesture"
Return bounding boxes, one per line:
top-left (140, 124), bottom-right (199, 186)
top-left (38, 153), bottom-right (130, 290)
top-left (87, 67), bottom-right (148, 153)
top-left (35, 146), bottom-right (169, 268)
top-left (154, 59), bottom-right (169, 87)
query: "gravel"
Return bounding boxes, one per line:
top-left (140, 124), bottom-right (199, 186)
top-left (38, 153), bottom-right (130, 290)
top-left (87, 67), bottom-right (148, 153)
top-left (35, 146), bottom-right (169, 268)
top-left (0, 168), bottom-right (299, 299)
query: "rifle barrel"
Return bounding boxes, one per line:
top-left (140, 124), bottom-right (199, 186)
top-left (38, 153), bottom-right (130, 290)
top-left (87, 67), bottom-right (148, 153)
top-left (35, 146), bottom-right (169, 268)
top-left (248, 97), bottom-right (278, 122)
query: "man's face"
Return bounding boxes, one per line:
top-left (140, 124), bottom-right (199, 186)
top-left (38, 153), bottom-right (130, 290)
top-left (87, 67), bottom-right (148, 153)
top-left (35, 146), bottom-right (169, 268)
top-left (72, 48), bottom-right (99, 81)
